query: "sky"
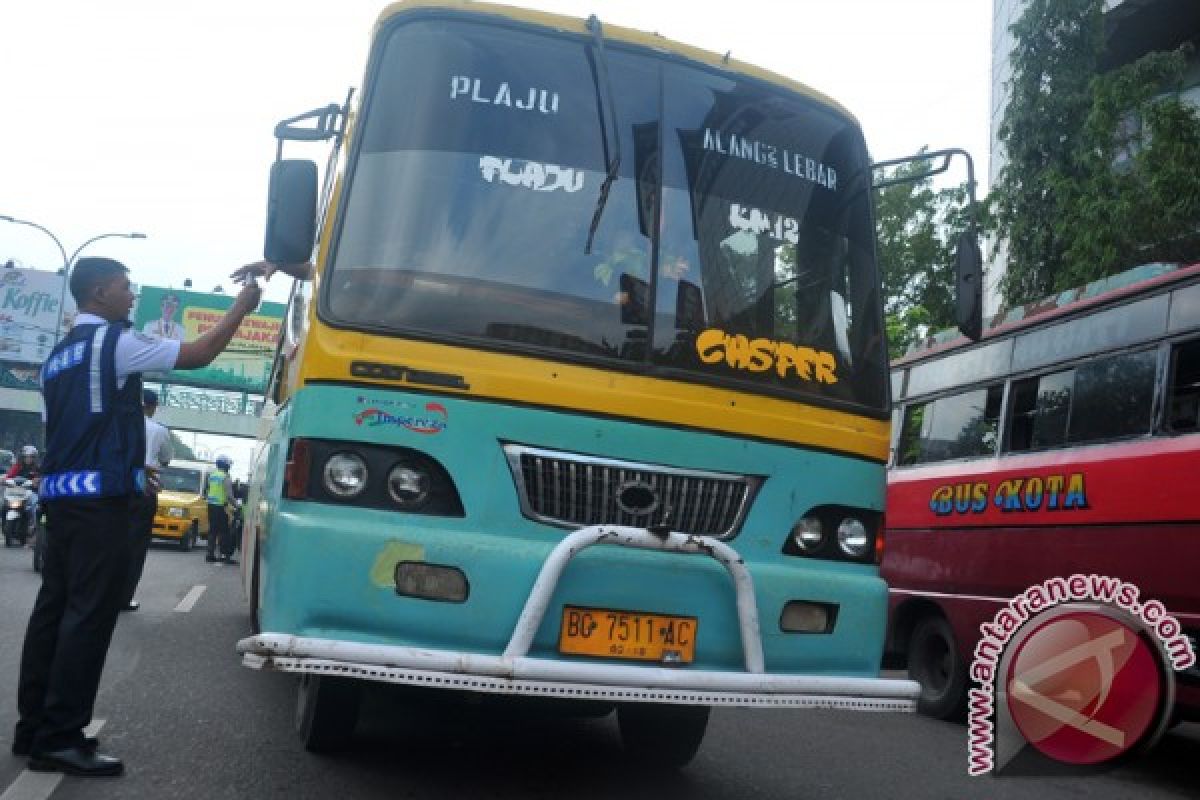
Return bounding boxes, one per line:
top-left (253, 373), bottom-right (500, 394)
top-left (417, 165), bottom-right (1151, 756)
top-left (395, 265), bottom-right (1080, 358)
top-left (0, 0), bottom-right (994, 303)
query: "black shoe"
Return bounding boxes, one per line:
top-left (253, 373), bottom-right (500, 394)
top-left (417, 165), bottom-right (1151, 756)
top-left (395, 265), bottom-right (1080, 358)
top-left (205, 555), bottom-right (218, 563)
top-left (121, 601), bottom-right (140, 612)
top-left (28, 746), bottom-right (122, 776)
top-left (222, 557), bottom-right (239, 565)
top-left (12, 736), bottom-right (99, 757)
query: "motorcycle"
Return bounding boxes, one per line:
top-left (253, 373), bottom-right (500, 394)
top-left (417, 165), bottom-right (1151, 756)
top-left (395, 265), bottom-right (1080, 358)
top-left (3, 477), bottom-right (38, 548)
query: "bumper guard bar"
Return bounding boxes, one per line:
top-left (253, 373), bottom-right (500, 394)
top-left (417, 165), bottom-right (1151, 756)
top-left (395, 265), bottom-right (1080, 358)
top-left (238, 525), bottom-right (920, 710)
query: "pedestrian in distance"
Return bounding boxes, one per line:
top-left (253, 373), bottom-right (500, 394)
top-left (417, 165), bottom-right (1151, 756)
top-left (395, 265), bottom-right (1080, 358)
top-left (121, 388), bottom-right (174, 612)
top-left (12, 256), bottom-right (264, 777)
top-left (204, 455), bottom-right (237, 565)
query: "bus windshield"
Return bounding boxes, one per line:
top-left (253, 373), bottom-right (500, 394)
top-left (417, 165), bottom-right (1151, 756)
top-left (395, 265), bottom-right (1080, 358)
top-left (326, 17), bottom-right (886, 411)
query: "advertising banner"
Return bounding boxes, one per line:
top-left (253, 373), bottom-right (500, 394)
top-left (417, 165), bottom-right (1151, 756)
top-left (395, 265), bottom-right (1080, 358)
top-left (0, 267), bottom-right (75, 365)
top-left (134, 286), bottom-right (286, 393)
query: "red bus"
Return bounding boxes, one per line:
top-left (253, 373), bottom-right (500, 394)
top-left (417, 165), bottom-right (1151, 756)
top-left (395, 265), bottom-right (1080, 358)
top-left (883, 261), bottom-right (1200, 721)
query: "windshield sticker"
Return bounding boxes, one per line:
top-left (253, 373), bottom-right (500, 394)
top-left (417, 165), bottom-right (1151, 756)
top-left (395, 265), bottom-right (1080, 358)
top-left (702, 128), bottom-right (837, 190)
top-left (695, 328), bottom-right (837, 384)
top-left (729, 204), bottom-right (799, 244)
top-left (450, 75), bottom-right (559, 115)
top-left (479, 156), bottom-right (584, 193)
top-left (353, 401), bottom-right (448, 435)
top-left (929, 473), bottom-right (1089, 516)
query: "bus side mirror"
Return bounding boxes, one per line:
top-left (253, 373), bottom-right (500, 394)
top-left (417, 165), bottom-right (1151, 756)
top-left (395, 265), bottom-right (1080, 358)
top-left (955, 231), bottom-right (983, 341)
top-left (264, 159), bottom-right (318, 265)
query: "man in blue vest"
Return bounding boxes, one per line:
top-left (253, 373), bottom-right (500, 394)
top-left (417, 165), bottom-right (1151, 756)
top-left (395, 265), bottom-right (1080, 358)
top-left (205, 455), bottom-right (236, 564)
top-left (13, 256), bottom-right (262, 777)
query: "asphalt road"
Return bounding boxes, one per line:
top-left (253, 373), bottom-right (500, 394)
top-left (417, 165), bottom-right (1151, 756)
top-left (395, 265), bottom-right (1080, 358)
top-left (1, 540), bottom-right (1197, 799)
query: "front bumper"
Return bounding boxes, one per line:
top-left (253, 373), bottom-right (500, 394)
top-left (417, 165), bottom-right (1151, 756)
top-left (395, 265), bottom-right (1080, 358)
top-left (239, 525), bottom-right (919, 711)
top-left (152, 516), bottom-right (187, 538)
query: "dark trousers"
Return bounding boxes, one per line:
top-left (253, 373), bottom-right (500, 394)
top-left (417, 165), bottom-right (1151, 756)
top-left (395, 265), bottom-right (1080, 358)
top-left (206, 504), bottom-right (230, 559)
top-left (15, 496), bottom-right (131, 753)
top-left (123, 492), bottom-right (157, 605)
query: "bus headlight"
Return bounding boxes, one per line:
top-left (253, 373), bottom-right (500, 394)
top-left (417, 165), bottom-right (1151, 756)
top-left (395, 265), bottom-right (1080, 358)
top-left (837, 517), bottom-right (870, 557)
top-left (783, 505), bottom-right (881, 563)
top-left (387, 465), bottom-right (431, 509)
top-left (790, 516), bottom-right (824, 553)
top-left (323, 453), bottom-right (368, 498)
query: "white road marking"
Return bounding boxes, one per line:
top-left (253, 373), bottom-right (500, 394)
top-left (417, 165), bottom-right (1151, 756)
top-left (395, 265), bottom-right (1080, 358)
top-left (0, 720), bottom-right (106, 800)
top-left (174, 584), bottom-right (207, 613)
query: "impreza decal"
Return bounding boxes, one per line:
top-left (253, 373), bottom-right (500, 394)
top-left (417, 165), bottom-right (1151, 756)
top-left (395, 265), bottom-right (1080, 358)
top-left (929, 473), bottom-right (1089, 516)
top-left (695, 328), bottom-right (837, 384)
top-left (354, 401), bottom-right (448, 435)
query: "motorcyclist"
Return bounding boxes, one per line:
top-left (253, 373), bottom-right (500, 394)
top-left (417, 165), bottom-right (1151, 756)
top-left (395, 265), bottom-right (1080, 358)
top-left (6, 445), bottom-right (41, 532)
top-left (6, 445), bottom-right (41, 484)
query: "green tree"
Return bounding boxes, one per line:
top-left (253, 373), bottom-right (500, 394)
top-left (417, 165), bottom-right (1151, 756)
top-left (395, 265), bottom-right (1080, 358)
top-left (991, 0), bottom-right (1200, 306)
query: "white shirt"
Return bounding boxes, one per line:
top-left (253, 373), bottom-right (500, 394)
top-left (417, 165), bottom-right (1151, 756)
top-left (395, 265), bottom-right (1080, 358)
top-left (145, 416), bottom-right (173, 468)
top-left (73, 313), bottom-right (181, 389)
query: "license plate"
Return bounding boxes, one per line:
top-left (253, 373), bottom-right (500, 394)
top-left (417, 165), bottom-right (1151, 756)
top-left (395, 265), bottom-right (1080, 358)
top-left (559, 606), bottom-right (697, 664)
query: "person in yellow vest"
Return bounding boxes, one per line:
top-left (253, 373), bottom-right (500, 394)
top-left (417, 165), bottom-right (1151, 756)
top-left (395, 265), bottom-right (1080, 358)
top-left (204, 456), bottom-right (236, 564)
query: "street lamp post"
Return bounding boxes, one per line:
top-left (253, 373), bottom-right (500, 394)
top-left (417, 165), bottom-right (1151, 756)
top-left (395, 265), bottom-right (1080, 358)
top-left (0, 215), bottom-right (68, 276)
top-left (0, 215), bottom-right (146, 340)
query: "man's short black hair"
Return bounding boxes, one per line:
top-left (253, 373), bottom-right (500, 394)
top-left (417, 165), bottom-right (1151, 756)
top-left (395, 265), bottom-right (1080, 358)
top-left (70, 257), bottom-right (128, 306)
top-left (142, 388), bottom-right (159, 408)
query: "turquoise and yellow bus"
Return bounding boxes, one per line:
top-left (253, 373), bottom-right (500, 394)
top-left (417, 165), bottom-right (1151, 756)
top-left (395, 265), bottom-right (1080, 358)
top-left (238, 0), bottom-right (978, 764)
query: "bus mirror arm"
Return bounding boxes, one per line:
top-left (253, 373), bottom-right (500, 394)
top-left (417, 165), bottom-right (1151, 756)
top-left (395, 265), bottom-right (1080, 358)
top-left (272, 90), bottom-right (353, 161)
top-left (870, 148), bottom-right (984, 341)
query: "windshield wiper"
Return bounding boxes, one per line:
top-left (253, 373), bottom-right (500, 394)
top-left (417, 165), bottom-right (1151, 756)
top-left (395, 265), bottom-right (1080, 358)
top-left (584, 15), bottom-right (622, 255)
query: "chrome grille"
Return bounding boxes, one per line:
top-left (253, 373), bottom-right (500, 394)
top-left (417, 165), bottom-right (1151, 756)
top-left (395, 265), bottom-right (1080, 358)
top-left (503, 444), bottom-right (759, 538)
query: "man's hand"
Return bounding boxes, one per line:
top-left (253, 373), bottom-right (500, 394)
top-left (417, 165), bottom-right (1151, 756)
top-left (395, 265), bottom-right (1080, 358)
top-left (230, 261), bottom-right (277, 285)
top-left (231, 260), bottom-right (313, 285)
top-left (232, 280), bottom-right (262, 314)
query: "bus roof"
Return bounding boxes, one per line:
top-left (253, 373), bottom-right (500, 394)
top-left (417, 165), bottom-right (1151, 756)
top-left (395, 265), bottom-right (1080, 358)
top-left (893, 260), bottom-right (1200, 369)
top-left (372, 1), bottom-right (860, 126)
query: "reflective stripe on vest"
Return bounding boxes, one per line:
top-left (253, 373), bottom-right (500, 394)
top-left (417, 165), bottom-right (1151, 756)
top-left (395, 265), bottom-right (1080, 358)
top-left (39, 471), bottom-right (102, 499)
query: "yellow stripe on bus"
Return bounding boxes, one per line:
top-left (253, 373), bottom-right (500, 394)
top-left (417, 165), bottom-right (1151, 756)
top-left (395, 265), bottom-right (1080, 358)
top-left (297, 326), bottom-right (890, 462)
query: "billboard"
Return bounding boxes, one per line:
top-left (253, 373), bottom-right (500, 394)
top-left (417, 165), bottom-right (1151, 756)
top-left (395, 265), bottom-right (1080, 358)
top-left (0, 268), bottom-right (76, 365)
top-left (134, 286), bottom-right (286, 393)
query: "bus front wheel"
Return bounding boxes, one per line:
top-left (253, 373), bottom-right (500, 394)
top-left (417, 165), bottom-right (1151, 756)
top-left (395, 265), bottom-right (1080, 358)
top-left (908, 615), bottom-right (968, 720)
top-left (295, 674), bottom-right (361, 753)
top-left (617, 703), bottom-right (709, 768)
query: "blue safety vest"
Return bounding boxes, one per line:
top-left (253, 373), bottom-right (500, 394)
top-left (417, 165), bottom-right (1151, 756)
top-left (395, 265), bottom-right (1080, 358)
top-left (39, 322), bottom-right (146, 499)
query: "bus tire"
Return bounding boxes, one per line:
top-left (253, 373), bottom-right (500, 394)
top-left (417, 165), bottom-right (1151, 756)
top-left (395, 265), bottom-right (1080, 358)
top-left (908, 615), bottom-right (967, 720)
top-left (617, 703), bottom-right (709, 768)
top-left (295, 674), bottom-right (361, 753)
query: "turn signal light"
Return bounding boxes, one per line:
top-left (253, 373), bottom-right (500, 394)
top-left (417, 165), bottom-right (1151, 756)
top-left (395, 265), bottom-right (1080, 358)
top-left (284, 438), bottom-right (311, 500)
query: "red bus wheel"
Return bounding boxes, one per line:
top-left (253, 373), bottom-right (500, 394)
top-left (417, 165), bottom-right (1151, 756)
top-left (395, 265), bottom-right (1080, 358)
top-left (908, 616), bottom-right (967, 720)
